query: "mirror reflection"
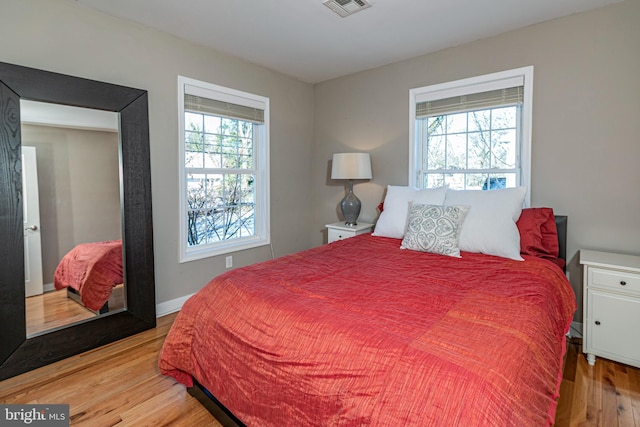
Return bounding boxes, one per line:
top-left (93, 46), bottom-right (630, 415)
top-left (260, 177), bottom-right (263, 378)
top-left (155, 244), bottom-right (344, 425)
top-left (21, 100), bottom-right (125, 337)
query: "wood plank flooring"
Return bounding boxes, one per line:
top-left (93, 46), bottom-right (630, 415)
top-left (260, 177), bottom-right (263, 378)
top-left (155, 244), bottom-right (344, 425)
top-left (2, 313), bottom-right (639, 426)
top-left (0, 313), bottom-right (218, 427)
top-left (555, 338), bottom-right (640, 426)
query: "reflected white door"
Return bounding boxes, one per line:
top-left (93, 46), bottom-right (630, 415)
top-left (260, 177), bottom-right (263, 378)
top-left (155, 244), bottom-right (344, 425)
top-left (23, 146), bottom-right (44, 297)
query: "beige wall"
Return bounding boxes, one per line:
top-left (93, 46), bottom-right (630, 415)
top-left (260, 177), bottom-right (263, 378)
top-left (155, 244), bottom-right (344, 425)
top-left (312, 0), bottom-right (640, 321)
top-left (1, 0), bottom-right (315, 305)
top-left (3, 0), bottom-right (638, 320)
top-left (22, 125), bottom-right (121, 285)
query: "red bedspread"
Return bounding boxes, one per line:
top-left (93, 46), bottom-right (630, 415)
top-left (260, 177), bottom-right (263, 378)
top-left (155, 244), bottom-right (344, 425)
top-left (159, 234), bottom-right (576, 426)
top-left (53, 240), bottom-right (123, 311)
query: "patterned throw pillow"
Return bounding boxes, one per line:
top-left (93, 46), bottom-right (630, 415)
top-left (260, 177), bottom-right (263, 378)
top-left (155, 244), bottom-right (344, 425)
top-left (400, 204), bottom-right (470, 257)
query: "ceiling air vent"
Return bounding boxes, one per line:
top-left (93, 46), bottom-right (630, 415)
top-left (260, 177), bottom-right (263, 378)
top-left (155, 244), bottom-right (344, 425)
top-left (323, 0), bottom-right (372, 17)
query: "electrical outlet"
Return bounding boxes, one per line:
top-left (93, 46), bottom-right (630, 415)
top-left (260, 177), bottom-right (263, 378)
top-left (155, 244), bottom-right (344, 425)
top-left (225, 256), bottom-right (233, 269)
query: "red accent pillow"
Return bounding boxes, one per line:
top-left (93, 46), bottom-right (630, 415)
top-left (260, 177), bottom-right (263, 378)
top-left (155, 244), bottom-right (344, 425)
top-left (516, 207), bottom-right (560, 262)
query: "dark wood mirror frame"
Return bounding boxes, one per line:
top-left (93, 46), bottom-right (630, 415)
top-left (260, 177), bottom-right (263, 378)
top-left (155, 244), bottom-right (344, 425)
top-left (0, 62), bottom-right (155, 380)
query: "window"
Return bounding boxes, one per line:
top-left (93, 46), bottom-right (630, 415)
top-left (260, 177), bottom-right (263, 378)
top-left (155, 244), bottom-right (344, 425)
top-left (178, 76), bottom-right (270, 262)
top-left (409, 67), bottom-right (533, 205)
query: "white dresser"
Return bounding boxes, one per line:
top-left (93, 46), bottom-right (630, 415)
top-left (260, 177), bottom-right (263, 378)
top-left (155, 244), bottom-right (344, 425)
top-left (580, 249), bottom-right (640, 368)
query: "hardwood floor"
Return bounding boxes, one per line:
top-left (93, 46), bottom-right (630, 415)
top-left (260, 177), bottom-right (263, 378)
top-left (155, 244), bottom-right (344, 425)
top-left (0, 313), bottom-right (218, 426)
top-left (2, 313), bottom-right (639, 426)
top-left (555, 338), bottom-right (640, 426)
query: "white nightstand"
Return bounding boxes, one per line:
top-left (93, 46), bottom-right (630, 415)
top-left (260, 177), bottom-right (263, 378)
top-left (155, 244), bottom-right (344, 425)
top-left (580, 249), bottom-right (640, 368)
top-left (326, 222), bottom-right (374, 243)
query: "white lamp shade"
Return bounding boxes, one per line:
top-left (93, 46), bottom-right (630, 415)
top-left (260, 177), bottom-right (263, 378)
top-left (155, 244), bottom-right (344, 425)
top-left (331, 153), bottom-right (372, 180)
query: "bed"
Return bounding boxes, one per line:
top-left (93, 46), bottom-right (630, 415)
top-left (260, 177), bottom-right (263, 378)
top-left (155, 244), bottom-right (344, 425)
top-left (159, 187), bottom-right (576, 426)
top-left (53, 239), bottom-right (124, 313)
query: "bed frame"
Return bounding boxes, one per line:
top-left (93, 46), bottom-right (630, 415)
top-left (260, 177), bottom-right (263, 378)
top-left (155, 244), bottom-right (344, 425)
top-left (187, 215), bottom-right (568, 426)
top-left (66, 288), bottom-right (109, 315)
top-left (189, 379), bottom-right (245, 427)
top-left (65, 284), bottom-right (126, 315)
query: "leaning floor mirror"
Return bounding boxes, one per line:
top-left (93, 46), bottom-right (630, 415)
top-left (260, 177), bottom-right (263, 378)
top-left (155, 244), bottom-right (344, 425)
top-left (0, 61), bottom-right (156, 380)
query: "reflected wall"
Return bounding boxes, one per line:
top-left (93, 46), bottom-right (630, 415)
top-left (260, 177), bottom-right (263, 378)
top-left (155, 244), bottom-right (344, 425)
top-left (22, 124), bottom-right (121, 285)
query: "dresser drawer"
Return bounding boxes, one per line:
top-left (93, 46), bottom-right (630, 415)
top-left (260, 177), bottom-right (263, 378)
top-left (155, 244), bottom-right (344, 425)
top-left (588, 267), bottom-right (640, 294)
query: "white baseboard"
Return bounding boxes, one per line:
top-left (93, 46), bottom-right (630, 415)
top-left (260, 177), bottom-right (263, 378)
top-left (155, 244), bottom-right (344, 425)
top-left (156, 293), bottom-right (194, 317)
top-left (43, 282), bottom-right (55, 293)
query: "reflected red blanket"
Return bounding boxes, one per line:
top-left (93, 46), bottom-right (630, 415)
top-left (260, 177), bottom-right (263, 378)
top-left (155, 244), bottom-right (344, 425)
top-left (53, 240), bottom-right (123, 311)
top-left (159, 234), bottom-right (576, 426)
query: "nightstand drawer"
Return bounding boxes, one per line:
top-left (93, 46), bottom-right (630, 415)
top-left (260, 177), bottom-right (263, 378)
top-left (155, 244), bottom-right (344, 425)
top-left (325, 222), bottom-right (373, 243)
top-left (328, 228), bottom-right (351, 242)
top-left (589, 267), bottom-right (640, 294)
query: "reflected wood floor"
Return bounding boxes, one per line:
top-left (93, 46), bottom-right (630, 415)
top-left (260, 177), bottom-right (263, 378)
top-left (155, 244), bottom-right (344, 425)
top-left (26, 285), bottom-right (126, 336)
top-left (2, 313), bottom-right (639, 426)
top-left (26, 289), bottom-right (96, 336)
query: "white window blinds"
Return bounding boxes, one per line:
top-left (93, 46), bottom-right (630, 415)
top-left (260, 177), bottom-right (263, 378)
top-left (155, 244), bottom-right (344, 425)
top-left (184, 94), bottom-right (264, 124)
top-left (416, 86), bottom-right (523, 118)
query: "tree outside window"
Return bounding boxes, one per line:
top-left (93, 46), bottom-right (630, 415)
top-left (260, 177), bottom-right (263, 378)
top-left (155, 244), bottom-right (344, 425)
top-left (409, 66), bottom-right (533, 205)
top-left (178, 76), bottom-right (269, 262)
top-left (185, 113), bottom-right (256, 246)
top-left (421, 106), bottom-right (518, 190)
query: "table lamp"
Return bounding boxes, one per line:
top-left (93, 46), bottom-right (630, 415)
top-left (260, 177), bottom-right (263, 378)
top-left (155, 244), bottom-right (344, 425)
top-left (331, 153), bottom-right (372, 226)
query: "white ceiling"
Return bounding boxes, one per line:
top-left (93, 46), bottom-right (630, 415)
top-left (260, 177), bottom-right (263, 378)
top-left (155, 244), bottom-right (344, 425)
top-left (21, 100), bottom-right (118, 132)
top-left (75, 0), bottom-right (622, 84)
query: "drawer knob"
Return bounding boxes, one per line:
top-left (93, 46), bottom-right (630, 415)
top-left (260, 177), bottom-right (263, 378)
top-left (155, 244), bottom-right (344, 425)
top-left (620, 280), bottom-right (627, 286)
top-left (595, 320), bottom-right (601, 326)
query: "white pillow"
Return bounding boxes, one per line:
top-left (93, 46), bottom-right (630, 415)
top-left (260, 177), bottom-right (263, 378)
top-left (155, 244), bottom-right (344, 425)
top-left (372, 185), bottom-right (448, 239)
top-left (444, 187), bottom-right (527, 260)
top-left (400, 204), bottom-right (470, 257)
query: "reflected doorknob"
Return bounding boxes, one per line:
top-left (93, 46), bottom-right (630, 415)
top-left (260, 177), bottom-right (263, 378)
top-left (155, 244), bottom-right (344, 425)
top-left (25, 225), bottom-right (38, 231)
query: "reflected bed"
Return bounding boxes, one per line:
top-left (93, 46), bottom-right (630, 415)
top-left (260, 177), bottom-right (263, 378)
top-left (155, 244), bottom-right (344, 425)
top-left (53, 240), bottom-right (123, 313)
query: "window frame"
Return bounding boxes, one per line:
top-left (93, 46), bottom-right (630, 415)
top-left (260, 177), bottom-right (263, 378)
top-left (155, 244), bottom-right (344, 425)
top-left (409, 66), bottom-right (533, 206)
top-left (178, 76), bottom-right (270, 263)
